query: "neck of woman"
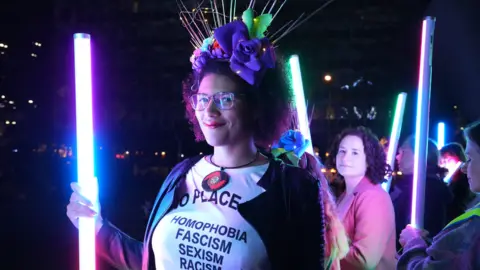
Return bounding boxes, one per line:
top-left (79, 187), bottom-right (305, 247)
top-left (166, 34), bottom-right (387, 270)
top-left (211, 139), bottom-right (259, 168)
top-left (343, 175), bottom-right (365, 194)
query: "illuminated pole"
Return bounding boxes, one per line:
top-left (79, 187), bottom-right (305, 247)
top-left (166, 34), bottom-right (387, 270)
top-left (444, 161), bottom-right (462, 184)
top-left (437, 122), bottom-right (445, 149)
top-left (288, 55), bottom-right (314, 155)
top-left (382, 92), bottom-right (407, 192)
top-left (411, 17), bottom-right (436, 229)
top-left (74, 33), bottom-right (98, 270)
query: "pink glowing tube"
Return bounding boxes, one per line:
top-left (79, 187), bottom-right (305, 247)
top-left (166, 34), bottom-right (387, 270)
top-left (411, 17), bottom-right (436, 229)
top-left (74, 33), bottom-right (98, 270)
top-left (443, 161), bottom-right (462, 185)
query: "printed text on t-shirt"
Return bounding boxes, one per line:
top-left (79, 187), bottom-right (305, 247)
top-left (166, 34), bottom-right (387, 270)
top-left (173, 189), bottom-right (242, 211)
top-left (171, 215), bottom-right (248, 269)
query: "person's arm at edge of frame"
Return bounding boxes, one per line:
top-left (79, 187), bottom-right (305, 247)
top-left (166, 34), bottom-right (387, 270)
top-left (397, 216), bottom-right (480, 270)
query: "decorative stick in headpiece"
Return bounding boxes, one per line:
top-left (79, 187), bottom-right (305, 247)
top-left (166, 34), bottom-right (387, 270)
top-left (178, 0), bottom-right (337, 86)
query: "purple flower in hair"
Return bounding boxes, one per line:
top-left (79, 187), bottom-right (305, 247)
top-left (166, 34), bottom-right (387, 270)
top-left (191, 42), bottom-right (230, 72)
top-left (210, 46), bottom-right (229, 59)
top-left (190, 20), bottom-right (276, 85)
top-left (192, 52), bottom-right (211, 72)
top-left (233, 39), bottom-right (262, 63)
top-left (214, 20), bottom-right (276, 86)
top-left (230, 38), bottom-right (275, 86)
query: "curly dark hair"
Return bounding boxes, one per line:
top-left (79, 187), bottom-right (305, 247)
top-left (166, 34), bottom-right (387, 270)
top-left (182, 57), bottom-right (293, 148)
top-left (326, 126), bottom-right (392, 187)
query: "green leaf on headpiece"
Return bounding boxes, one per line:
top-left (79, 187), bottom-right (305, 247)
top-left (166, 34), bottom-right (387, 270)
top-left (242, 9), bottom-right (255, 37)
top-left (242, 9), bottom-right (273, 39)
top-left (252, 14), bottom-right (272, 39)
top-left (271, 147), bottom-right (286, 158)
top-left (285, 152), bottom-right (300, 167)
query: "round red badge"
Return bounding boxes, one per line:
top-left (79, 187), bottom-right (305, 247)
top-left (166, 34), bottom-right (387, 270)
top-left (202, 170), bottom-right (230, 192)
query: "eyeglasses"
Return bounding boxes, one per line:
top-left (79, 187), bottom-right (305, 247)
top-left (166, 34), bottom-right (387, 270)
top-left (189, 92), bottom-right (241, 111)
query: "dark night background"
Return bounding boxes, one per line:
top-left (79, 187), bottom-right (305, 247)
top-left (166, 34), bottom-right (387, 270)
top-left (1, 0), bottom-right (479, 269)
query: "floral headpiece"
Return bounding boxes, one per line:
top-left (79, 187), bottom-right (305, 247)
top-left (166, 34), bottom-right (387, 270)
top-left (179, 0), bottom-right (334, 87)
top-left (271, 129), bottom-right (311, 167)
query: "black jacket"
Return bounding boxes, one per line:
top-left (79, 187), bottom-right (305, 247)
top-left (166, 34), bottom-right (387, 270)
top-left (390, 172), bottom-right (452, 250)
top-left (96, 156), bottom-right (326, 269)
top-left (447, 171), bottom-right (476, 221)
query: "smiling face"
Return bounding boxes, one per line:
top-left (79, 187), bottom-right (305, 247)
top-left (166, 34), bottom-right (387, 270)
top-left (462, 139), bottom-right (480, 192)
top-left (336, 135), bottom-right (368, 179)
top-left (194, 73), bottom-right (253, 147)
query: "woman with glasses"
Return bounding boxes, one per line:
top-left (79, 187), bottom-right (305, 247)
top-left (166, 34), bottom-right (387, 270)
top-left (397, 121), bottom-right (480, 269)
top-left (65, 5), bottom-right (332, 270)
top-left (440, 143), bottom-right (478, 220)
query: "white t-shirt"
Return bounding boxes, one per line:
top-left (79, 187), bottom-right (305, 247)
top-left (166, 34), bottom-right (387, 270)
top-left (152, 157), bottom-right (271, 270)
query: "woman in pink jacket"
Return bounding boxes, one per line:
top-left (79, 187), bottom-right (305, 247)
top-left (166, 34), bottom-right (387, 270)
top-left (328, 126), bottom-right (397, 269)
